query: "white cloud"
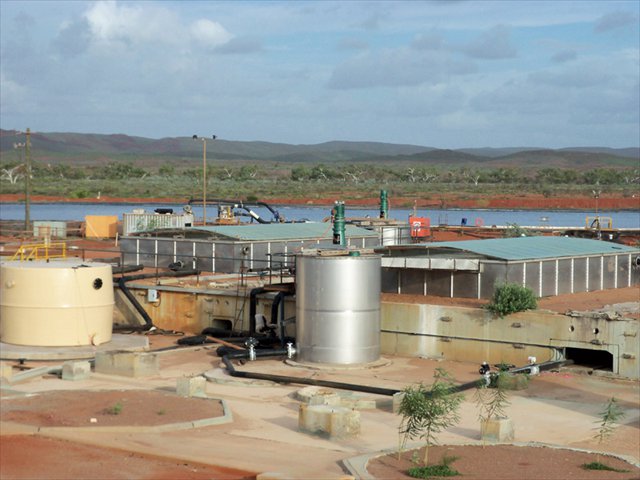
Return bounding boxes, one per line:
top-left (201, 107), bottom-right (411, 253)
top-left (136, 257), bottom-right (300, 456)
top-left (190, 19), bottom-right (233, 49)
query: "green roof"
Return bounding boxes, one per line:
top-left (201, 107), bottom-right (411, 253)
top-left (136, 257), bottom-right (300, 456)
top-left (194, 223), bottom-right (378, 241)
top-left (411, 236), bottom-right (638, 261)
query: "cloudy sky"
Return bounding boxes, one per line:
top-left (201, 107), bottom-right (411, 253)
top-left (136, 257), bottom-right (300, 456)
top-left (1, 0), bottom-right (638, 148)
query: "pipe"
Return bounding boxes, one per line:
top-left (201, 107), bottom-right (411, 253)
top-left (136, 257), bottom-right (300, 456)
top-left (257, 201), bottom-right (282, 222)
top-left (240, 207), bottom-right (269, 224)
top-left (221, 349), bottom-right (400, 396)
top-left (220, 349), bottom-right (567, 398)
top-left (380, 189), bottom-right (388, 219)
top-left (114, 269), bottom-right (200, 331)
top-left (112, 264), bottom-right (144, 275)
top-left (333, 200), bottom-right (346, 246)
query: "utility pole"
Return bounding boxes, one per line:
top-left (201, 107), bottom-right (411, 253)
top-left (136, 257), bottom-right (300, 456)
top-left (193, 134), bottom-right (216, 226)
top-left (202, 138), bottom-right (207, 225)
top-left (25, 128), bottom-right (32, 233)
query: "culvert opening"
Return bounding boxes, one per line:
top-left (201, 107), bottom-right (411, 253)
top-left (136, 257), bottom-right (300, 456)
top-left (565, 347), bottom-right (613, 372)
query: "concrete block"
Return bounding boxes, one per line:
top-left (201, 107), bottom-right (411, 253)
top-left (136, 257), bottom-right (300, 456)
top-left (298, 404), bottom-right (360, 438)
top-left (392, 391), bottom-right (405, 414)
top-left (0, 362), bottom-right (14, 380)
top-left (94, 351), bottom-right (159, 378)
top-left (176, 376), bottom-right (207, 397)
top-left (481, 417), bottom-right (514, 443)
top-left (62, 360), bottom-right (91, 381)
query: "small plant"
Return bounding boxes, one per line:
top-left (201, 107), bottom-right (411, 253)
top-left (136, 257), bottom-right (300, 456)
top-left (475, 371), bottom-right (510, 420)
top-left (157, 409), bottom-right (166, 415)
top-left (408, 455), bottom-right (460, 478)
top-left (581, 397), bottom-right (626, 470)
top-left (474, 370), bottom-right (511, 444)
top-left (104, 402), bottom-right (123, 415)
top-left (486, 283), bottom-right (537, 317)
top-left (581, 461), bottom-right (628, 473)
top-left (398, 368), bottom-right (464, 466)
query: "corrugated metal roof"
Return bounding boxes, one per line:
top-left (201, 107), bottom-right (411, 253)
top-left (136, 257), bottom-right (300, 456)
top-left (411, 236), bottom-right (638, 261)
top-left (193, 223), bottom-right (378, 241)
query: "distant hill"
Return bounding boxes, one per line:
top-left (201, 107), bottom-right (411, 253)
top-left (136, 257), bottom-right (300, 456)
top-left (1, 130), bottom-right (637, 169)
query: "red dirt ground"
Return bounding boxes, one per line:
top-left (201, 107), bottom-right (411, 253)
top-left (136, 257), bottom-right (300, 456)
top-left (0, 435), bottom-right (254, 480)
top-left (1, 192), bottom-right (639, 210)
top-left (367, 444), bottom-right (640, 479)
top-left (1, 390), bottom-right (224, 428)
top-left (0, 390), bottom-right (251, 480)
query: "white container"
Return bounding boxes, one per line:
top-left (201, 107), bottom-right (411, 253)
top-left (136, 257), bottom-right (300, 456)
top-left (0, 260), bottom-right (114, 346)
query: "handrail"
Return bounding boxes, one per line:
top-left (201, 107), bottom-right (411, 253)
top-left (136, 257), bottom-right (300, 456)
top-left (585, 216), bottom-right (613, 229)
top-left (9, 242), bottom-right (67, 261)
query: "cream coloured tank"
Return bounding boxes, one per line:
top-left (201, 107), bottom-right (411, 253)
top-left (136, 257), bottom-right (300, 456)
top-left (0, 260), bottom-right (114, 346)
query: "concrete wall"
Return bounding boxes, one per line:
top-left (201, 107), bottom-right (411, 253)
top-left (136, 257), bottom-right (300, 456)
top-left (380, 301), bottom-right (640, 379)
top-left (120, 284), bottom-right (296, 337)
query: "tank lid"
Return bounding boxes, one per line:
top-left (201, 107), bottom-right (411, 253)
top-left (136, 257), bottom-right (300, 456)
top-left (0, 260), bottom-right (109, 270)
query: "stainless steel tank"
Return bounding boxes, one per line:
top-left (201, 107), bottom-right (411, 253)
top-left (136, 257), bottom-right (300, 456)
top-left (0, 260), bottom-right (114, 347)
top-left (296, 253), bottom-right (381, 364)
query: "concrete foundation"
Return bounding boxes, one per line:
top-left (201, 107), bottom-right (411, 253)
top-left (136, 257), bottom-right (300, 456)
top-left (176, 375), bottom-right (207, 398)
top-left (298, 404), bottom-right (360, 438)
top-left (94, 351), bottom-right (159, 378)
top-left (62, 361), bottom-right (91, 381)
top-left (481, 417), bottom-right (515, 443)
top-left (392, 391), bottom-right (405, 414)
top-left (0, 362), bottom-right (13, 380)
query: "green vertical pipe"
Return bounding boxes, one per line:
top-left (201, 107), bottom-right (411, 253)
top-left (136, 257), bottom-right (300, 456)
top-left (333, 200), bottom-right (346, 246)
top-left (379, 189), bottom-right (388, 219)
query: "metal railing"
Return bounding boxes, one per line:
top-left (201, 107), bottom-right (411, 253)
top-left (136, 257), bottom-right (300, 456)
top-left (9, 242), bottom-right (67, 261)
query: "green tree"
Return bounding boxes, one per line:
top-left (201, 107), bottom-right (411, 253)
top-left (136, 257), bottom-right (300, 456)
top-left (159, 164), bottom-right (175, 177)
top-left (486, 283), bottom-right (537, 317)
top-left (582, 397), bottom-right (627, 470)
top-left (398, 368), bottom-right (464, 465)
top-left (474, 370), bottom-right (512, 445)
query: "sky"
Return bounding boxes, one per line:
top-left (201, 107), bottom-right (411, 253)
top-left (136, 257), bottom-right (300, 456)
top-left (1, 0), bottom-right (639, 148)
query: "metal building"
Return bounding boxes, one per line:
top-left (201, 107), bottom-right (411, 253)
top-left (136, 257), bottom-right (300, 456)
top-left (377, 236), bottom-right (640, 299)
top-left (120, 223), bottom-right (380, 273)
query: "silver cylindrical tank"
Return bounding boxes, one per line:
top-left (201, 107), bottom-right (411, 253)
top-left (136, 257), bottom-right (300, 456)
top-left (296, 254), bottom-right (381, 364)
top-left (0, 260), bottom-right (114, 347)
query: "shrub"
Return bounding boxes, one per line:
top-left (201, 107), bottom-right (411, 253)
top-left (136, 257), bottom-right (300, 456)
top-left (103, 402), bottom-right (123, 415)
top-left (398, 369), bottom-right (464, 466)
top-left (486, 283), bottom-right (537, 317)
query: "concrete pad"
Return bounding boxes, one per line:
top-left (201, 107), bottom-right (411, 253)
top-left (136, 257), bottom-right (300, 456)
top-left (203, 367), bottom-right (277, 387)
top-left (0, 362), bottom-right (14, 380)
top-left (0, 334), bottom-right (149, 361)
top-left (62, 361), bottom-right (91, 381)
top-left (94, 351), bottom-right (159, 378)
top-left (285, 357), bottom-right (391, 371)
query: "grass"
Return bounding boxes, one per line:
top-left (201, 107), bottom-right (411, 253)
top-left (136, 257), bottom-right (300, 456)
top-left (103, 402), bottom-right (123, 415)
top-left (581, 461), bottom-right (628, 473)
top-left (408, 455), bottom-right (460, 479)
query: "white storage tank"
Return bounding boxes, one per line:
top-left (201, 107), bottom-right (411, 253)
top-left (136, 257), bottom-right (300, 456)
top-left (0, 260), bottom-right (114, 346)
top-left (295, 253), bottom-right (381, 365)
